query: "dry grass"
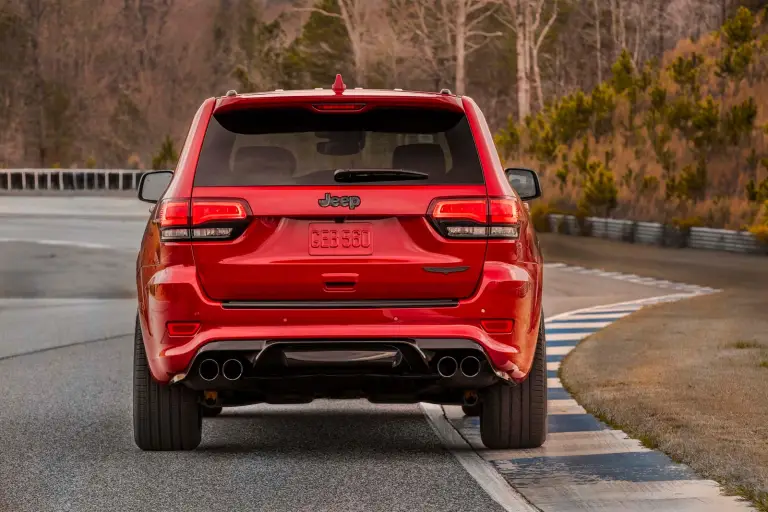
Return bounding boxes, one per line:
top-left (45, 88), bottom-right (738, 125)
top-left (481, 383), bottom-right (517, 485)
top-left (541, 234), bottom-right (768, 511)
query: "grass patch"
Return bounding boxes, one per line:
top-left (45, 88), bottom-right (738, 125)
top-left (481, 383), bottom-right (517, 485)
top-left (546, 235), bottom-right (768, 512)
top-left (730, 485), bottom-right (768, 512)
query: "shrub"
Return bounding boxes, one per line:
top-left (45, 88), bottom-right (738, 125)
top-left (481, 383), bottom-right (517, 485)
top-left (152, 135), bottom-right (179, 170)
top-left (722, 97), bottom-right (758, 145)
top-left (690, 96), bottom-right (721, 151)
top-left (494, 116), bottom-right (521, 158)
top-left (530, 203), bottom-right (553, 232)
top-left (671, 216), bottom-right (705, 232)
top-left (612, 50), bottom-right (636, 95)
top-left (578, 162), bottom-right (618, 217)
top-left (669, 53), bottom-right (702, 96)
top-left (746, 177), bottom-right (768, 202)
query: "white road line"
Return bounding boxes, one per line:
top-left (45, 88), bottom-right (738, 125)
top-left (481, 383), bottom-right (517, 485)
top-left (546, 362), bottom-right (560, 372)
top-left (552, 312), bottom-right (630, 321)
top-left (420, 404), bottom-right (537, 512)
top-left (488, 430), bottom-right (651, 461)
top-left (548, 346), bottom-right (575, 356)
top-left (515, 480), bottom-right (754, 510)
top-left (548, 399), bottom-right (586, 415)
top-left (547, 332), bottom-right (589, 342)
top-left (545, 321), bottom-right (613, 329)
top-left (547, 378), bottom-right (562, 388)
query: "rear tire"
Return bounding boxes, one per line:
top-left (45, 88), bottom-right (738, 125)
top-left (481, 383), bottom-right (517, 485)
top-left (202, 406), bottom-right (223, 418)
top-left (479, 316), bottom-right (547, 449)
top-left (461, 403), bottom-right (482, 417)
top-left (133, 315), bottom-right (202, 451)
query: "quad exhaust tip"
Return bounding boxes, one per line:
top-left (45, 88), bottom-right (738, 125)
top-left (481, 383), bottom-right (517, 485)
top-left (437, 356), bottom-right (457, 378)
top-left (460, 356), bottom-right (481, 378)
top-left (222, 359), bottom-right (244, 381)
top-left (199, 359), bottom-right (220, 382)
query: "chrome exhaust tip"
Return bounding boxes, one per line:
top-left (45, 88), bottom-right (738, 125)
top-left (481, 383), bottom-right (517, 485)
top-left (460, 356), bottom-right (481, 378)
top-left (222, 359), bottom-right (244, 381)
top-left (199, 359), bottom-right (220, 382)
top-left (437, 356), bottom-right (457, 378)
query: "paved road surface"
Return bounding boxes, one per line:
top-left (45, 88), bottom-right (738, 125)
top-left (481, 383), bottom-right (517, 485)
top-left (0, 200), bottom-right (749, 511)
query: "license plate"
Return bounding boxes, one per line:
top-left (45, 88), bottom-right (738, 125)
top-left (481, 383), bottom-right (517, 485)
top-left (309, 223), bottom-right (373, 256)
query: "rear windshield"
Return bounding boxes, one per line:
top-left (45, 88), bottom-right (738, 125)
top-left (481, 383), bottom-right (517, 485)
top-left (193, 107), bottom-right (484, 186)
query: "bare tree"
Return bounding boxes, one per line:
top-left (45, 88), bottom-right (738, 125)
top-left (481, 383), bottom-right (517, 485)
top-left (500, 0), bottom-right (558, 118)
top-left (295, 0), bottom-right (378, 85)
top-left (593, 0), bottom-right (602, 82)
top-left (453, 0), bottom-right (502, 95)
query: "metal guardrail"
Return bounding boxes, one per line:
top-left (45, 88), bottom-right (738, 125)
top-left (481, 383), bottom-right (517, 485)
top-left (2, 169), bottom-right (765, 256)
top-left (0, 169), bottom-right (166, 192)
top-left (548, 214), bottom-right (767, 256)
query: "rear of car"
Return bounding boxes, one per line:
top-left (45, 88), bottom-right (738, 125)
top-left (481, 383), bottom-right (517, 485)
top-left (133, 83), bottom-right (546, 451)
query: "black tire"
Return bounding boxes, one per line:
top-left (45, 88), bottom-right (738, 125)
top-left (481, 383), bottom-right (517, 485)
top-left (480, 316), bottom-right (547, 449)
top-left (202, 406), bottom-right (223, 418)
top-left (133, 315), bottom-right (202, 451)
top-left (461, 403), bottom-right (482, 417)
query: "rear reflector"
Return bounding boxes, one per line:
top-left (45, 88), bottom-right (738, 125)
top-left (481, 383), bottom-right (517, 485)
top-left (167, 322), bottom-right (200, 336)
top-left (428, 197), bottom-right (521, 239)
top-left (481, 319), bottom-right (514, 334)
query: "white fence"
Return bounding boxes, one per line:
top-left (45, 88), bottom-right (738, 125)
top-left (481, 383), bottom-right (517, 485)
top-left (0, 169), bottom-right (157, 192)
top-left (548, 214), bottom-right (766, 256)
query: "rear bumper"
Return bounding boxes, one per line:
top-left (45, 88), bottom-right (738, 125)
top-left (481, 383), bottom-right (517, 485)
top-left (176, 338), bottom-right (501, 404)
top-left (138, 261), bottom-right (542, 385)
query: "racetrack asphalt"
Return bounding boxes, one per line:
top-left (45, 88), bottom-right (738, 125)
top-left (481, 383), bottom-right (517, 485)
top-left (0, 199), bottom-right (702, 512)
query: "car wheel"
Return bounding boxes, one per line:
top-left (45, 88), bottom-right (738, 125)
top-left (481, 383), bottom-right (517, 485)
top-left (461, 403), bottom-right (482, 417)
top-left (480, 316), bottom-right (547, 449)
top-left (133, 314), bottom-right (202, 451)
top-left (202, 406), bottom-right (223, 418)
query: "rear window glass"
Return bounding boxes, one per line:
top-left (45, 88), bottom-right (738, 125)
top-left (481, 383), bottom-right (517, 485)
top-left (193, 107), bottom-right (484, 186)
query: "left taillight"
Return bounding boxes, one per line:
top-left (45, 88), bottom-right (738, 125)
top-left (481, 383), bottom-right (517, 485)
top-left (155, 198), bottom-right (251, 242)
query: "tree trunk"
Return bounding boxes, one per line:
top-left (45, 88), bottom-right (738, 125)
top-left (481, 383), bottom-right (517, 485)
top-left (514, 0), bottom-right (530, 120)
top-left (593, 0), bottom-right (602, 83)
top-left (455, 0), bottom-right (467, 95)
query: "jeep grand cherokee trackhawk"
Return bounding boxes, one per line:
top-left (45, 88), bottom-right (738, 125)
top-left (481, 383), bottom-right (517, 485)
top-left (133, 75), bottom-right (546, 451)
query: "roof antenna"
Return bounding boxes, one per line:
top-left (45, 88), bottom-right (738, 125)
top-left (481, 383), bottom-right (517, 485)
top-left (332, 74), bottom-right (346, 95)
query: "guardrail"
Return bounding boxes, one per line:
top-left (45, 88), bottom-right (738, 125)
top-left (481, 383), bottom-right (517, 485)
top-left (547, 214), bottom-right (767, 256)
top-left (0, 169), bottom-right (164, 192)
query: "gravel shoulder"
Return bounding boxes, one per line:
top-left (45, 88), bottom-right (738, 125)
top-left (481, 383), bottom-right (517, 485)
top-left (541, 233), bottom-right (768, 511)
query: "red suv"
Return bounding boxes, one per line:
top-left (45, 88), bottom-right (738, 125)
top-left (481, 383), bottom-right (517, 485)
top-left (133, 76), bottom-right (546, 451)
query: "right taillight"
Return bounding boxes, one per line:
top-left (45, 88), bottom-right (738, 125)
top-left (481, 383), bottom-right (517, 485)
top-left (155, 198), bottom-right (251, 242)
top-left (428, 197), bottom-right (521, 240)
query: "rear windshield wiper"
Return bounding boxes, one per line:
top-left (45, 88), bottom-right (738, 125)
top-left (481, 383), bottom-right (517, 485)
top-left (333, 168), bottom-right (429, 183)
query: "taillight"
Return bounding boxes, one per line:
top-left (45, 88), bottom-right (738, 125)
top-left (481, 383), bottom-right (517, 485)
top-left (428, 197), bottom-right (521, 240)
top-left (312, 103), bottom-right (366, 111)
top-left (155, 198), bottom-right (251, 242)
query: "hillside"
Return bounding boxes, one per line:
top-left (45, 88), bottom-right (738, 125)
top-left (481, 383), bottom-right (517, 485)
top-left (1, 0), bottom-right (754, 170)
top-left (495, 7), bottom-right (768, 233)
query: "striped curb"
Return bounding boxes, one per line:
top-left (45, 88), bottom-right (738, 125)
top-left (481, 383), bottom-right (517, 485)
top-left (441, 264), bottom-right (755, 511)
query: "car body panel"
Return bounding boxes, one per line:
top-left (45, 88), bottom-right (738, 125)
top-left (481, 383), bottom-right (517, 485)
top-left (136, 86), bottom-right (543, 393)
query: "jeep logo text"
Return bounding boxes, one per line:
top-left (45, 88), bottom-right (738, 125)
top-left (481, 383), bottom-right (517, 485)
top-left (318, 193), bottom-right (361, 210)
